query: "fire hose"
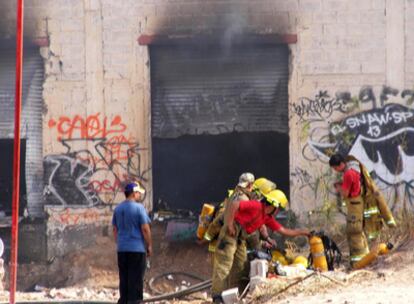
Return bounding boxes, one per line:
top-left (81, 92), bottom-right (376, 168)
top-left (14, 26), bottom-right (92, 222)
top-left (143, 278), bottom-right (211, 303)
top-left (144, 271), bottom-right (211, 302)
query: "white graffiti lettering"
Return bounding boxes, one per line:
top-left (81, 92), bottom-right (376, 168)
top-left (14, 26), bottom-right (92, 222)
top-left (367, 125), bottom-right (381, 138)
top-left (345, 111), bottom-right (413, 129)
top-left (330, 124), bottom-right (347, 136)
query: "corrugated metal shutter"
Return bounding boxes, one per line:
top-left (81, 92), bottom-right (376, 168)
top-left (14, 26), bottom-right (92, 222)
top-left (0, 46), bottom-right (44, 217)
top-left (151, 45), bottom-right (289, 138)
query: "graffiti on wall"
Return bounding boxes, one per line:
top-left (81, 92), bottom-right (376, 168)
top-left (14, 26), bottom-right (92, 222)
top-left (292, 90), bottom-right (353, 122)
top-left (165, 220), bottom-right (197, 241)
top-left (292, 86), bottom-right (414, 207)
top-left (46, 207), bottom-right (112, 226)
top-left (44, 113), bottom-right (149, 206)
top-left (154, 83), bottom-right (288, 137)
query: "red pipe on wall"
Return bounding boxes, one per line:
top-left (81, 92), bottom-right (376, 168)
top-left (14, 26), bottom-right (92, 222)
top-left (10, 0), bottom-right (24, 303)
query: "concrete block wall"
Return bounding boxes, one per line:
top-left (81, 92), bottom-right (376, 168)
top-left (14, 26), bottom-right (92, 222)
top-left (290, 0), bottom-right (414, 217)
top-left (406, 0), bottom-right (414, 87)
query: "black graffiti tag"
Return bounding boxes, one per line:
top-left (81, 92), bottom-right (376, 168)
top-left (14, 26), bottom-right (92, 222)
top-left (44, 138), bottom-right (149, 207)
top-left (293, 91), bottom-right (351, 121)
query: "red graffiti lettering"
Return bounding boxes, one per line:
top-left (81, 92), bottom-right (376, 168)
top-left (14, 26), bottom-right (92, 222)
top-left (105, 135), bottom-right (136, 161)
top-left (48, 113), bottom-right (127, 141)
top-left (52, 208), bottom-right (102, 225)
top-left (89, 179), bottom-right (121, 193)
top-left (88, 173), bottom-right (131, 194)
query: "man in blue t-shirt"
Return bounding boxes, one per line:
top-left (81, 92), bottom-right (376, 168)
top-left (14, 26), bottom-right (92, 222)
top-left (112, 182), bottom-right (152, 304)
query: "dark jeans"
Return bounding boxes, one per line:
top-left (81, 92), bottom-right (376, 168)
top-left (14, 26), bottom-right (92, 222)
top-left (117, 252), bottom-right (146, 304)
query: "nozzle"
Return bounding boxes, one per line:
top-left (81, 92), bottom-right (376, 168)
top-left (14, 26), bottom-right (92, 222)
top-left (386, 242), bottom-right (394, 250)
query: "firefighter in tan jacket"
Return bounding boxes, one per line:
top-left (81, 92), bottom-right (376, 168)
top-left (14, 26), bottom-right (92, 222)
top-left (203, 176), bottom-right (277, 253)
top-left (329, 153), bottom-right (396, 265)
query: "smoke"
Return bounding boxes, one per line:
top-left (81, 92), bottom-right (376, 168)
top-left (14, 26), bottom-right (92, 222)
top-left (0, 0), bottom-right (16, 38)
top-left (0, 0), bottom-right (51, 39)
top-left (220, 11), bottom-right (248, 51)
top-left (152, 2), bottom-right (290, 47)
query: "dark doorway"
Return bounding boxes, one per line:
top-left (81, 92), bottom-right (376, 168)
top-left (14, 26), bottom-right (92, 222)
top-left (153, 131), bottom-right (288, 211)
top-left (0, 139), bottom-right (27, 215)
top-left (151, 44), bottom-right (289, 213)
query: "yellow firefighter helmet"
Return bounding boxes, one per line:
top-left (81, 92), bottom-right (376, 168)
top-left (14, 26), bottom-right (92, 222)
top-left (253, 178), bottom-right (277, 197)
top-left (264, 189), bottom-right (288, 209)
top-left (292, 255), bottom-right (308, 268)
top-left (272, 250), bottom-right (289, 265)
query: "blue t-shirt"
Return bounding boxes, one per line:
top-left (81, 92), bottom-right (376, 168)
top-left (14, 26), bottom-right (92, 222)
top-left (112, 200), bottom-right (151, 252)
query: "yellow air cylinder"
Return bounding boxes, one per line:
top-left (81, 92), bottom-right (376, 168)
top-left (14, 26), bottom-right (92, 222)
top-left (309, 235), bottom-right (328, 271)
top-left (353, 242), bottom-right (393, 270)
top-left (196, 204), bottom-right (215, 239)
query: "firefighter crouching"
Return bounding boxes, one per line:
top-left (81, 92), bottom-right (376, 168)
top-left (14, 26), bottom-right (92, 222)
top-left (329, 153), bottom-right (396, 266)
top-left (203, 173), bottom-right (256, 253)
top-left (203, 175), bottom-right (277, 253)
top-left (211, 189), bottom-right (310, 303)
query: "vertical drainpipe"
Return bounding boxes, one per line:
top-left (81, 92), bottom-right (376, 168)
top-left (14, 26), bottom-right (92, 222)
top-left (10, 0), bottom-right (25, 303)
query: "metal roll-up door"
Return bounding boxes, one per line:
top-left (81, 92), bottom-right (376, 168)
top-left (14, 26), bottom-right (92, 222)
top-left (151, 45), bottom-right (289, 138)
top-left (150, 44), bottom-right (289, 212)
top-left (0, 44), bottom-right (44, 217)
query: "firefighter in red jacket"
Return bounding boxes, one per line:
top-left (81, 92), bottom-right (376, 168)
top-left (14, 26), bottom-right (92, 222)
top-left (211, 189), bottom-right (310, 303)
top-left (330, 153), bottom-right (369, 265)
top-left (329, 153), bottom-right (396, 265)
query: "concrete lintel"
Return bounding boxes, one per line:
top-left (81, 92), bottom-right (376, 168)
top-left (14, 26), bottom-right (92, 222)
top-left (137, 33), bottom-right (298, 46)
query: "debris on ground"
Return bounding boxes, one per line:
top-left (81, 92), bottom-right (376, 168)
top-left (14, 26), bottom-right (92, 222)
top-left (249, 269), bottom-right (365, 303)
top-left (0, 287), bottom-right (119, 302)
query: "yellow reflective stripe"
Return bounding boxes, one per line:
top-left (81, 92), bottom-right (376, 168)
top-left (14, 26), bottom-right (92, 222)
top-left (387, 217), bottom-right (395, 224)
top-left (350, 252), bottom-right (369, 262)
top-left (208, 243), bottom-right (216, 252)
top-left (387, 219), bottom-right (397, 226)
top-left (364, 207), bottom-right (380, 217)
top-left (350, 255), bottom-right (364, 262)
top-left (204, 233), bottom-right (213, 241)
top-left (367, 231), bottom-right (380, 240)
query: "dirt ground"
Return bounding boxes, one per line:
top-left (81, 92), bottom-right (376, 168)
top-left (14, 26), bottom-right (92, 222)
top-left (2, 224), bottom-right (414, 303)
top-left (269, 243), bottom-right (414, 304)
top-left (1, 222), bottom-right (212, 302)
top-left (252, 233), bottom-right (414, 304)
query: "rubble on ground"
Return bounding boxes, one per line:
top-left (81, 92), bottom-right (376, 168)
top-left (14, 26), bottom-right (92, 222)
top-left (249, 269), bottom-right (377, 303)
top-left (0, 287), bottom-right (119, 302)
